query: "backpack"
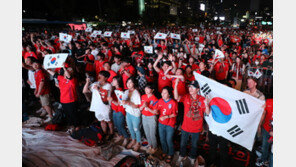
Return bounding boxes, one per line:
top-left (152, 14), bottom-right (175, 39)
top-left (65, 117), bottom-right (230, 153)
top-left (51, 109), bottom-right (66, 125)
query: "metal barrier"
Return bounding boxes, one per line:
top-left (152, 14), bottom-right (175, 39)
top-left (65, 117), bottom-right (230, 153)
top-left (241, 67), bottom-right (273, 98)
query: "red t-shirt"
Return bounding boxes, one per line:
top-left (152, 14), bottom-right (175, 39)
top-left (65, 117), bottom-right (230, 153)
top-left (141, 94), bottom-right (159, 116)
top-left (214, 61), bottom-right (229, 81)
top-left (119, 65), bottom-right (136, 90)
top-left (263, 99), bottom-right (273, 132)
top-left (157, 69), bottom-right (172, 92)
top-left (24, 51), bottom-right (38, 60)
top-left (34, 69), bottom-right (50, 95)
top-left (180, 94), bottom-right (206, 133)
top-left (84, 54), bottom-right (95, 72)
top-left (94, 60), bottom-right (107, 76)
top-left (107, 70), bottom-right (117, 83)
top-left (172, 78), bottom-right (187, 97)
top-left (199, 36), bottom-right (205, 43)
top-left (57, 76), bottom-right (78, 103)
top-left (155, 98), bottom-right (178, 128)
top-left (184, 73), bottom-right (195, 85)
top-left (111, 88), bottom-right (126, 116)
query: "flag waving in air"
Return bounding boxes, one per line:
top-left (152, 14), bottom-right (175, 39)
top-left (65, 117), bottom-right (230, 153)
top-left (59, 33), bottom-right (72, 43)
top-left (43, 53), bottom-right (68, 69)
top-left (193, 72), bottom-right (265, 151)
top-left (170, 33), bottom-right (181, 40)
top-left (154, 33), bottom-right (167, 39)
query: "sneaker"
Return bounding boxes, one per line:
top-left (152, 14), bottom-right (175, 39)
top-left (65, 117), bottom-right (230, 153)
top-left (121, 138), bottom-right (128, 147)
top-left (36, 108), bottom-right (44, 114)
top-left (44, 117), bottom-right (52, 123)
top-left (176, 156), bottom-right (185, 166)
top-left (255, 159), bottom-right (269, 167)
top-left (189, 157), bottom-right (195, 166)
top-left (40, 110), bottom-right (47, 117)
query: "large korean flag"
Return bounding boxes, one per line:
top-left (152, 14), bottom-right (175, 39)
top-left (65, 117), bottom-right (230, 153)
top-left (43, 53), bottom-right (68, 69)
top-left (154, 33), bottom-right (167, 39)
top-left (103, 31), bottom-right (113, 37)
top-left (170, 33), bottom-right (181, 40)
top-left (59, 33), bottom-right (72, 43)
top-left (193, 72), bottom-right (265, 151)
top-left (121, 32), bottom-right (130, 39)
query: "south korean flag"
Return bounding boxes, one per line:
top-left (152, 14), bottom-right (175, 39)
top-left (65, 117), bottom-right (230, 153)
top-left (170, 33), bottom-right (181, 40)
top-left (144, 46), bottom-right (153, 54)
top-left (154, 33), bottom-right (167, 39)
top-left (85, 27), bottom-right (93, 32)
top-left (193, 72), bottom-right (265, 151)
top-left (121, 32), bottom-right (130, 39)
top-left (90, 30), bottom-right (102, 38)
top-left (43, 53), bottom-right (68, 69)
top-left (103, 31), bottom-right (113, 37)
top-left (59, 33), bottom-right (72, 43)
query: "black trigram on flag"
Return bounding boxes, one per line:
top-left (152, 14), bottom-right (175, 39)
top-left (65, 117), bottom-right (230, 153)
top-left (235, 99), bottom-right (249, 115)
top-left (201, 83), bottom-right (212, 95)
top-left (227, 125), bottom-right (244, 137)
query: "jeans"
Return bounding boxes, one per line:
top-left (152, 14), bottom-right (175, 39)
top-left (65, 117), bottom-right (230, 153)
top-left (113, 111), bottom-right (129, 138)
top-left (261, 128), bottom-right (271, 162)
top-left (180, 130), bottom-right (200, 159)
top-left (269, 152), bottom-right (273, 167)
top-left (126, 112), bottom-right (141, 143)
top-left (142, 115), bottom-right (157, 148)
top-left (158, 123), bottom-right (175, 156)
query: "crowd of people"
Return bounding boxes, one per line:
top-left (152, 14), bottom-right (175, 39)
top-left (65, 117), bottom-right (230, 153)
top-left (22, 26), bottom-right (273, 167)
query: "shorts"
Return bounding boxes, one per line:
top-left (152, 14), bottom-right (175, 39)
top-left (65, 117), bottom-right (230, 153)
top-left (40, 94), bottom-right (51, 106)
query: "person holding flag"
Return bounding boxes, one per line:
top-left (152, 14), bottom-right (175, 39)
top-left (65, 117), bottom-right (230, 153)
top-left (174, 79), bottom-right (210, 166)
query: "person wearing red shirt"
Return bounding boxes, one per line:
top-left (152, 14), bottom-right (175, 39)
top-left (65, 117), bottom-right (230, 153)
top-left (145, 61), bottom-right (157, 83)
top-left (257, 98), bottom-right (273, 165)
top-left (32, 60), bottom-right (54, 122)
top-left (118, 58), bottom-right (136, 90)
top-left (101, 44), bottom-right (113, 61)
top-left (212, 58), bottom-right (229, 84)
top-left (103, 62), bottom-right (117, 83)
top-left (184, 65), bottom-right (196, 85)
top-left (108, 76), bottom-right (129, 146)
top-left (230, 57), bottom-right (246, 90)
top-left (188, 57), bottom-right (199, 71)
top-left (174, 80), bottom-right (210, 165)
top-left (94, 53), bottom-right (107, 79)
top-left (153, 54), bottom-right (176, 93)
top-left (154, 86), bottom-right (178, 163)
top-left (167, 68), bottom-right (187, 97)
top-left (47, 64), bottom-right (79, 131)
top-left (76, 48), bottom-right (95, 74)
top-left (24, 46), bottom-right (38, 60)
top-left (139, 84), bottom-right (159, 154)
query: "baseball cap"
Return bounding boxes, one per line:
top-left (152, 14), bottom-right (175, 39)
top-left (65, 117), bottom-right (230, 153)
top-left (189, 80), bottom-right (200, 89)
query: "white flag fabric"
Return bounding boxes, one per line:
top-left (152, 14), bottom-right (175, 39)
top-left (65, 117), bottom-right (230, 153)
top-left (43, 53), bottom-right (68, 69)
top-left (193, 72), bottom-right (265, 151)
top-left (248, 70), bottom-right (255, 77)
top-left (103, 31), bottom-right (112, 37)
top-left (121, 32), bottom-right (130, 39)
top-left (170, 33), bottom-right (181, 40)
top-left (192, 29), bottom-right (198, 32)
top-left (128, 30), bottom-right (135, 34)
top-left (89, 85), bottom-right (111, 118)
top-left (59, 33), bottom-right (72, 43)
top-left (85, 27), bottom-right (93, 32)
top-left (114, 90), bottom-right (124, 106)
top-left (144, 46), bottom-right (153, 54)
top-left (198, 44), bottom-right (205, 52)
top-left (154, 33), bottom-right (167, 39)
top-left (90, 30), bottom-right (102, 38)
top-left (214, 49), bottom-right (225, 59)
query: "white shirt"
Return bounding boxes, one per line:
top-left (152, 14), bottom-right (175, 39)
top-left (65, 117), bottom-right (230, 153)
top-left (89, 82), bottom-right (112, 112)
top-left (111, 63), bottom-right (121, 73)
top-left (123, 89), bottom-right (141, 117)
top-left (28, 70), bottom-right (36, 89)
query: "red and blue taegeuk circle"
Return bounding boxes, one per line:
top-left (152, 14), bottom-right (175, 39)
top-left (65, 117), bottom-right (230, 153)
top-left (50, 57), bottom-right (56, 64)
top-left (209, 97), bottom-right (232, 123)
